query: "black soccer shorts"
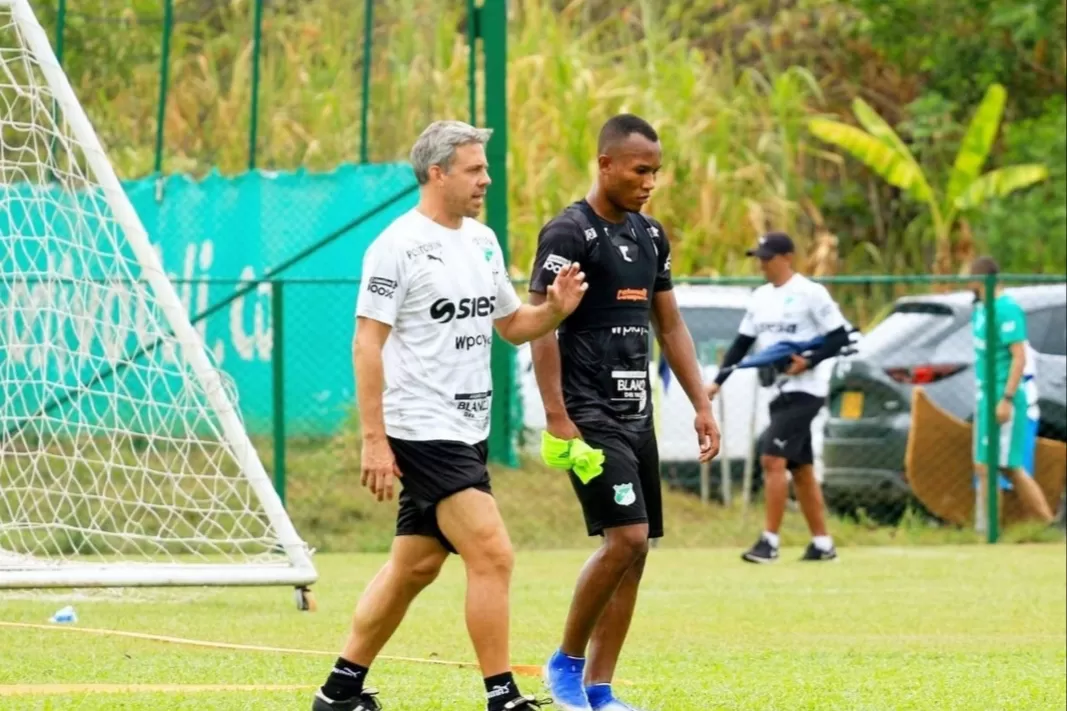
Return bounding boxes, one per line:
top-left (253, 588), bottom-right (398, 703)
top-left (758, 391), bottom-right (826, 469)
top-left (388, 437), bottom-right (492, 554)
top-left (569, 420), bottom-right (663, 539)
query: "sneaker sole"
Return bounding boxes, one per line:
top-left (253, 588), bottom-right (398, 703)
top-left (741, 553), bottom-right (778, 564)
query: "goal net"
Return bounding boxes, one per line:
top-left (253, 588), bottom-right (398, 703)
top-left (0, 0), bottom-right (316, 589)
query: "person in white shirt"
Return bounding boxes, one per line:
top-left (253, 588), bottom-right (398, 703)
top-left (706, 232), bottom-right (851, 563)
top-left (312, 121), bottom-right (587, 711)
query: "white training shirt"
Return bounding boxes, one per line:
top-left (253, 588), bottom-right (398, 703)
top-left (738, 273), bottom-right (847, 397)
top-left (355, 209), bottom-right (521, 444)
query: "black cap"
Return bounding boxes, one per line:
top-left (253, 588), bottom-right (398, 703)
top-left (746, 232), bottom-right (794, 259)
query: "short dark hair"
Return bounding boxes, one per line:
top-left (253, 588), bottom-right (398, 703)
top-left (969, 255), bottom-right (1000, 276)
top-left (598, 114), bottom-right (659, 154)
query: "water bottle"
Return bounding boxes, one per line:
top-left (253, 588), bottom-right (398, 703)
top-left (50, 605), bottom-right (77, 624)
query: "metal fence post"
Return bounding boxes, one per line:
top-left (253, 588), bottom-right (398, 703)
top-left (271, 280), bottom-right (287, 506)
top-left (248, 0), bottom-right (264, 170)
top-left (49, 0), bottom-right (67, 183)
top-left (983, 272), bottom-right (1000, 543)
top-left (467, 0), bottom-right (477, 125)
top-left (154, 0), bottom-right (174, 177)
top-left (482, 0), bottom-right (517, 467)
top-left (359, 0), bottom-right (373, 164)
top-left (54, 0), bottom-right (65, 64)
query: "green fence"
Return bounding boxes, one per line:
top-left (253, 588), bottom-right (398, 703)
top-left (183, 273), bottom-right (1066, 546)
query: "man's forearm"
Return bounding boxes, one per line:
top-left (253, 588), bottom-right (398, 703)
top-left (713, 334), bottom-right (755, 386)
top-left (660, 327), bottom-right (711, 413)
top-left (1005, 345), bottom-right (1026, 399)
top-left (354, 337), bottom-right (387, 440)
top-left (530, 333), bottom-right (569, 418)
top-left (500, 303), bottom-right (565, 345)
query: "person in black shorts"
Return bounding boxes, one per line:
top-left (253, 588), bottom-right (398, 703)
top-left (706, 232), bottom-right (852, 564)
top-left (311, 120), bottom-right (587, 711)
top-left (528, 114), bottom-right (721, 711)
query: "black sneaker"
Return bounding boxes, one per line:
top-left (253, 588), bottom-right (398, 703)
top-left (493, 695), bottom-right (554, 710)
top-left (741, 536), bottom-right (779, 564)
top-left (312, 687), bottom-right (383, 711)
top-left (800, 542), bottom-right (838, 561)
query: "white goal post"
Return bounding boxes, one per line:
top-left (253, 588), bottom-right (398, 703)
top-left (0, 0), bottom-right (317, 589)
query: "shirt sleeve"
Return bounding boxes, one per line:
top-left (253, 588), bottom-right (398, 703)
top-left (491, 245), bottom-right (521, 320)
top-left (528, 220), bottom-right (586, 294)
top-left (810, 284), bottom-right (847, 335)
top-left (998, 299), bottom-right (1027, 346)
top-left (652, 220), bottom-right (673, 293)
top-left (738, 306), bottom-right (757, 338)
top-left (355, 239), bottom-right (407, 326)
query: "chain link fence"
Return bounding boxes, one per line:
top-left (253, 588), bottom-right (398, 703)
top-left (646, 275), bottom-right (1067, 538)
top-left (184, 273), bottom-right (1066, 552)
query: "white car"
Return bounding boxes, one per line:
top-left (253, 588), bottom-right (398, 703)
top-left (516, 284), bottom-right (849, 489)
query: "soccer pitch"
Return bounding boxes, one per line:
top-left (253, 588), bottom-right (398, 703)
top-left (1, 545), bottom-right (1064, 711)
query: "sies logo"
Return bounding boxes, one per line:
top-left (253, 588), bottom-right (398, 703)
top-left (616, 288), bottom-right (648, 302)
top-left (430, 296), bottom-right (496, 323)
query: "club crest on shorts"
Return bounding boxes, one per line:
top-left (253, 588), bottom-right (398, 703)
top-left (613, 483), bottom-right (636, 506)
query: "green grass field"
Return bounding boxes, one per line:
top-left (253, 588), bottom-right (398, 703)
top-left (1, 545), bottom-right (1064, 711)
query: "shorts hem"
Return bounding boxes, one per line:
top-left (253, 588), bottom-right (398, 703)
top-left (587, 517), bottom-right (660, 538)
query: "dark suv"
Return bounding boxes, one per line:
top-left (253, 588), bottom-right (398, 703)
top-left (821, 284), bottom-right (1067, 523)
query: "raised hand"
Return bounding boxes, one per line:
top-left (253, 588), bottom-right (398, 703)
top-left (546, 262), bottom-right (588, 317)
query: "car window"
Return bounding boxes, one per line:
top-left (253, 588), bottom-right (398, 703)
top-left (858, 303), bottom-right (962, 359)
top-left (679, 306), bottom-right (746, 365)
top-left (1029, 305), bottom-right (1067, 356)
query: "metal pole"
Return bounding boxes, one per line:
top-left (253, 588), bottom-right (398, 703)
top-left (482, 0), bottom-right (516, 467)
top-left (248, 0), bottom-right (264, 170)
top-left (359, 0), bottom-right (373, 164)
top-left (271, 281), bottom-right (287, 506)
top-left (717, 382), bottom-right (730, 506)
top-left (54, 0), bottom-right (66, 64)
top-left (983, 272), bottom-right (1000, 543)
top-left (154, 0), bottom-right (174, 175)
top-left (49, 0), bottom-right (67, 182)
top-left (467, 0), bottom-right (477, 125)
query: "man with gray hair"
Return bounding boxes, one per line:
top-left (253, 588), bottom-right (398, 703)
top-left (311, 120), bottom-right (588, 711)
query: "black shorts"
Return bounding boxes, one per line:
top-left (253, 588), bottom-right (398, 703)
top-left (570, 420), bottom-right (663, 539)
top-left (759, 392), bottom-right (825, 469)
top-left (388, 437), bottom-right (492, 554)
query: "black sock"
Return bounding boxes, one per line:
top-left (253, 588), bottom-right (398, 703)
top-left (321, 657), bottom-right (368, 701)
top-left (485, 672), bottom-right (519, 710)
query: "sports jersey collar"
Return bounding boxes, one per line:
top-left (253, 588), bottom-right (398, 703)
top-left (771, 272), bottom-right (800, 290)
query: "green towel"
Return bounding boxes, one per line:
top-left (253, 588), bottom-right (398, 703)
top-left (541, 431), bottom-right (605, 485)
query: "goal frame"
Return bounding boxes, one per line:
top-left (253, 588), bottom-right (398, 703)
top-left (0, 0), bottom-right (317, 590)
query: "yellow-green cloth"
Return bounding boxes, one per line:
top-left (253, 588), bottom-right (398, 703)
top-left (540, 431), bottom-right (605, 484)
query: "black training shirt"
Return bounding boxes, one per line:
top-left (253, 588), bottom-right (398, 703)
top-left (529, 200), bottom-right (673, 430)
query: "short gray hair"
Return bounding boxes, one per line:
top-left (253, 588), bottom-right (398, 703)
top-left (409, 120), bottom-right (493, 185)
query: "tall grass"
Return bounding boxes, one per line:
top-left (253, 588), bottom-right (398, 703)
top-left (46, 0), bottom-right (858, 275)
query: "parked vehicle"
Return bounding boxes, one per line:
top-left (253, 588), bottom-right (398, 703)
top-left (821, 284), bottom-right (1067, 523)
top-left (518, 284), bottom-right (846, 497)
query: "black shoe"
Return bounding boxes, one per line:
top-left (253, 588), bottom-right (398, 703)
top-left (312, 687), bottom-right (383, 711)
top-left (493, 694), bottom-right (554, 710)
top-left (741, 536), bottom-right (779, 564)
top-left (800, 542), bottom-right (838, 561)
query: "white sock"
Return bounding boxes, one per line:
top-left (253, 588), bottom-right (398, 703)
top-left (812, 535), bottom-right (833, 551)
top-left (761, 531), bottom-right (780, 548)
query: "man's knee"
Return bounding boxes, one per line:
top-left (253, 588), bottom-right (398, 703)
top-left (603, 524), bottom-right (650, 566)
top-left (392, 549), bottom-right (446, 591)
top-left (460, 522), bottom-right (514, 577)
top-left (761, 454), bottom-right (788, 478)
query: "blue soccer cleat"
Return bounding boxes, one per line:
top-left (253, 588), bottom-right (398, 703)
top-left (543, 649), bottom-right (593, 711)
top-left (587, 683), bottom-right (648, 711)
